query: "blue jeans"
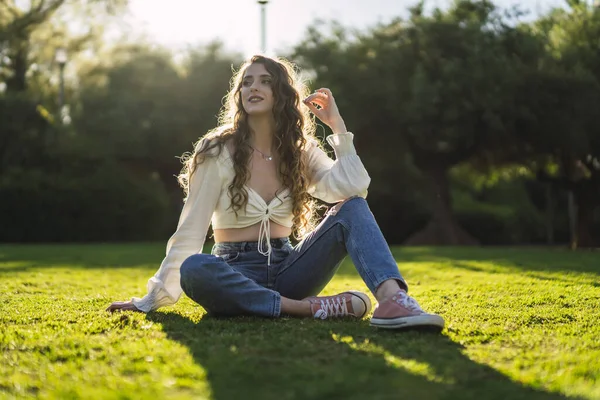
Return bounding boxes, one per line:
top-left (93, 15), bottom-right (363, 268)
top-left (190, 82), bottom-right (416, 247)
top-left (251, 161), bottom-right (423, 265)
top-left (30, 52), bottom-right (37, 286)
top-left (179, 197), bottom-right (407, 317)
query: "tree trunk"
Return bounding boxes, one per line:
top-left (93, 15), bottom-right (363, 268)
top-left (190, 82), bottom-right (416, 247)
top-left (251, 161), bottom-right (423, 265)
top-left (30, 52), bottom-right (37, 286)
top-left (404, 165), bottom-right (478, 246)
top-left (572, 182), bottom-right (599, 248)
top-left (546, 183), bottom-right (555, 245)
top-left (6, 43), bottom-right (28, 93)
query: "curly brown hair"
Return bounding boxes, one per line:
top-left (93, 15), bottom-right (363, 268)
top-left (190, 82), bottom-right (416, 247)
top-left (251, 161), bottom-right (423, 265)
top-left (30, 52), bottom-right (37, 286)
top-left (178, 55), bottom-right (322, 239)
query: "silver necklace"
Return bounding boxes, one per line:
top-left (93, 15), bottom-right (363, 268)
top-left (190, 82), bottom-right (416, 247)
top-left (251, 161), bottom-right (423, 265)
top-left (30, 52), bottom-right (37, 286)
top-left (250, 145), bottom-right (273, 161)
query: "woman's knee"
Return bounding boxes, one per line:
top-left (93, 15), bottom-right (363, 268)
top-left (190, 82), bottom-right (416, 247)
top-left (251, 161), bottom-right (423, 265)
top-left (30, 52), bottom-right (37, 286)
top-left (179, 254), bottom-right (229, 311)
top-left (330, 196), bottom-right (368, 216)
top-left (180, 254), bottom-right (221, 288)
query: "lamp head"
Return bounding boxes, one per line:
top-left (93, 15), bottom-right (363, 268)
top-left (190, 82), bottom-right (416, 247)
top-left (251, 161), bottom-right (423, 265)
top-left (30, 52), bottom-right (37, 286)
top-left (55, 48), bottom-right (68, 66)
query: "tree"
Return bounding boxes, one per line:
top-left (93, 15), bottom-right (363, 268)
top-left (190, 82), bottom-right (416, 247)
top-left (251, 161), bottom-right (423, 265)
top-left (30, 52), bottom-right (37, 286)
top-left (0, 0), bottom-right (127, 95)
top-left (73, 42), bottom-right (241, 194)
top-left (0, 0), bottom-right (129, 173)
top-left (526, 0), bottom-right (600, 247)
top-left (294, 1), bottom-right (533, 245)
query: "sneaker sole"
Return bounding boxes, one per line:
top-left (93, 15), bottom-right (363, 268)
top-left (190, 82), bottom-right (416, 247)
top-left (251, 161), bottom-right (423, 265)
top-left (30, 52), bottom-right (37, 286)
top-left (346, 290), bottom-right (372, 318)
top-left (370, 314), bottom-right (445, 330)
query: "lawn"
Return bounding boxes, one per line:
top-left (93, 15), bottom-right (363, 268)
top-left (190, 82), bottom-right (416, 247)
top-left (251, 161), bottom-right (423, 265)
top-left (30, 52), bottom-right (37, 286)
top-left (1, 243), bottom-right (599, 400)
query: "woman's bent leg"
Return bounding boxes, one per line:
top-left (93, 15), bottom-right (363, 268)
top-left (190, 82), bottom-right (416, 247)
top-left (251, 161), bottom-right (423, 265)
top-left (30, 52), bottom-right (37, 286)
top-left (274, 196), bottom-right (406, 300)
top-left (180, 254), bottom-right (281, 317)
top-left (275, 197), bottom-right (445, 329)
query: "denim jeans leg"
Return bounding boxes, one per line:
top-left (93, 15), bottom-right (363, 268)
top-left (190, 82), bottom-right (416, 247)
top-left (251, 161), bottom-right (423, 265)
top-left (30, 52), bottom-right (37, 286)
top-left (274, 196), bottom-right (407, 300)
top-left (180, 254), bottom-right (281, 317)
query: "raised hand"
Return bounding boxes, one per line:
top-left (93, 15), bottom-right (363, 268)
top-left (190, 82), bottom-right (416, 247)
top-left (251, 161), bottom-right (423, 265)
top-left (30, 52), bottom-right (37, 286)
top-left (303, 88), bottom-right (347, 134)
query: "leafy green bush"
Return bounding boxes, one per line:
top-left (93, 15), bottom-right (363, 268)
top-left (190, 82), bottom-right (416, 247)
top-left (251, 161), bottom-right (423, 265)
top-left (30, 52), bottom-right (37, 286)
top-left (453, 182), bottom-right (547, 245)
top-left (0, 163), bottom-right (173, 242)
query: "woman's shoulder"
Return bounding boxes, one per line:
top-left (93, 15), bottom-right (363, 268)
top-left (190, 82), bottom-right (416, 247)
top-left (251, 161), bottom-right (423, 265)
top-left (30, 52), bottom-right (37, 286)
top-left (199, 140), bottom-right (224, 157)
top-left (195, 128), bottom-right (234, 157)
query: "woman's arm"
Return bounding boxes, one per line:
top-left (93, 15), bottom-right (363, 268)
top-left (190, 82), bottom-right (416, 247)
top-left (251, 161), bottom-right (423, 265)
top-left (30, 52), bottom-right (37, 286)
top-left (303, 88), bottom-right (371, 203)
top-left (107, 152), bottom-right (222, 313)
top-left (305, 134), bottom-right (371, 203)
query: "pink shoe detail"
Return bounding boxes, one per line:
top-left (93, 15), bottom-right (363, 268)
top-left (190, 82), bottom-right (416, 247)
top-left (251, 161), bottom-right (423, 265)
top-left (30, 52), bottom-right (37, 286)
top-left (304, 290), bottom-right (372, 319)
top-left (370, 290), bottom-right (445, 330)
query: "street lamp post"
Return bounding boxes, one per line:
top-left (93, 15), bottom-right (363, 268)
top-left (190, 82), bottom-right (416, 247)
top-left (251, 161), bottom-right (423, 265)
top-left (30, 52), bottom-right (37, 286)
top-left (258, 1), bottom-right (268, 53)
top-left (55, 48), bottom-right (67, 114)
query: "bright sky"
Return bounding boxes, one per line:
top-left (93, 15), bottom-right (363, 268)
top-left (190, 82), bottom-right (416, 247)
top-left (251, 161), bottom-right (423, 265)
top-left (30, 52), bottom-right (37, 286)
top-left (125, 0), bottom-right (567, 56)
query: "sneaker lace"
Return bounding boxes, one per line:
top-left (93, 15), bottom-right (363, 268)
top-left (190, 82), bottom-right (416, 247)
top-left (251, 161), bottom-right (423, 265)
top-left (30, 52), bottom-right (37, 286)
top-left (396, 292), bottom-right (424, 314)
top-left (318, 296), bottom-right (349, 318)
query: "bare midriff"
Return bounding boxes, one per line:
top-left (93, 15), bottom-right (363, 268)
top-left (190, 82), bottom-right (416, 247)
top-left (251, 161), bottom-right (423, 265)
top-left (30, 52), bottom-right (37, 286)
top-left (213, 220), bottom-right (292, 243)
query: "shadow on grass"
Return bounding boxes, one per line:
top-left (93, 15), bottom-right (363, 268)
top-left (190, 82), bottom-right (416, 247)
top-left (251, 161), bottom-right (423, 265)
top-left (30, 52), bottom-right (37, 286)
top-left (147, 312), bottom-right (577, 400)
top-left (334, 246), bottom-right (600, 279)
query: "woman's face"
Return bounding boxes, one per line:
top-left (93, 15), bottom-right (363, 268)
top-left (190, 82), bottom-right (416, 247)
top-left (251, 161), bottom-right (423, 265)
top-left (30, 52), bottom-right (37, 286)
top-left (240, 63), bottom-right (275, 116)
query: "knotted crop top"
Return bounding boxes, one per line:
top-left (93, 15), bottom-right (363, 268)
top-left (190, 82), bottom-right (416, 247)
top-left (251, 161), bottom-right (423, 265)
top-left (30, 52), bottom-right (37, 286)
top-left (211, 181), bottom-right (293, 266)
top-left (132, 132), bottom-right (371, 312)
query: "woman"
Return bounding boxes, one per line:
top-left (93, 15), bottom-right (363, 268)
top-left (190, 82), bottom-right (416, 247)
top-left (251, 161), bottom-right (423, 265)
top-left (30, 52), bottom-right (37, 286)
top-left (107, 55), bottom-right (444, 330)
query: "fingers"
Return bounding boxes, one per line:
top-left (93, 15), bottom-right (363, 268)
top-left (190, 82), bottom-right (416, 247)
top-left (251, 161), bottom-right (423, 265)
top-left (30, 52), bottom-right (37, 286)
top-left (303, 89), bottom-right (335, 108)
top-left (303, 88), bottom-right (335, 118)
top-left (316, 88), bottom-right (333, 97)
top-left (303, 99), bottom-right (321, 116)
top-left (306, 99), bottom-right (327, 110)
top-left (106, 301), bottom-right (138, 313)
top-left (303, 93), bottom-right (328, 114)
top-left (303, 88), bottom-right (333, 100)
top-left (303, 92), bottom-right (328, 105)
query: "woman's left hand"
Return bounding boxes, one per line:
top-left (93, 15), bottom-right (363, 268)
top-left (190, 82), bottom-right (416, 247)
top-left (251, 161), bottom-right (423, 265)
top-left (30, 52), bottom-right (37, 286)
top-left (303, 88), bottom-right (347, 134)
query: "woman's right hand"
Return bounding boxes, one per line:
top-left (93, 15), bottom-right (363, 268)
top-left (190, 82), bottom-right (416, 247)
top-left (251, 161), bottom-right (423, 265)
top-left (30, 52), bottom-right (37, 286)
top-left (106, 300), bottom-right (142, 313)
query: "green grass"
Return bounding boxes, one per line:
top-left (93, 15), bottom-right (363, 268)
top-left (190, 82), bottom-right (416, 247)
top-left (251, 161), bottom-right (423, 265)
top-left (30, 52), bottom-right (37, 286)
top-left (1, 244), bottom-right (599, 400)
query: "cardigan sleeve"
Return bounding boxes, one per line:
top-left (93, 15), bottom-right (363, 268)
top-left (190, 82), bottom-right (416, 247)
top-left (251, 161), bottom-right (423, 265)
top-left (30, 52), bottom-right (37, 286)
top-left (131, 153), bottom-right (221, 312)
top-left (306, 132), bottom-right (371, 204)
